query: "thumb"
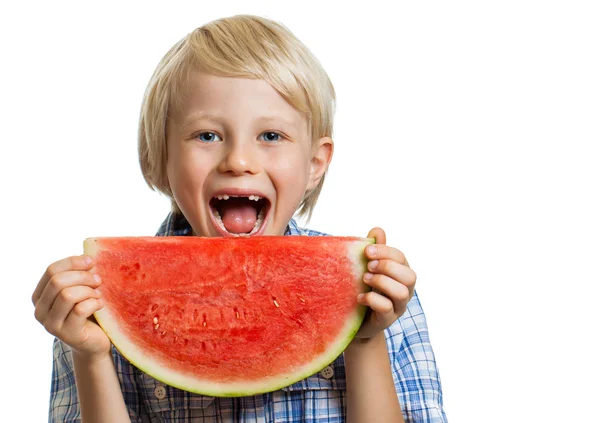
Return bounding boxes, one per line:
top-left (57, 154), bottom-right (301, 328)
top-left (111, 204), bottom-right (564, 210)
top-left (367, 227), bottom-right (386, 245)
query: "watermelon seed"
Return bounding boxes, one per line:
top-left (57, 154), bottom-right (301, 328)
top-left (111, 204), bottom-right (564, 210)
top-left (154, 323), bottom-right (160, 330)
top-left (273, 298), bottom-right (280, 308)
top-left (299, 298), bottom-right (306, 304)
top-left (161, 331), bottom-right (166, 336)
top-left (151, 304), bottom-right (158, 311)
top-left (153, 316), bottom-right (158, 325)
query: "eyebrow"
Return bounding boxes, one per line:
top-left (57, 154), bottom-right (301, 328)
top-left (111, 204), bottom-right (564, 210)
top-left (182, 113), bottom-right (300, 129)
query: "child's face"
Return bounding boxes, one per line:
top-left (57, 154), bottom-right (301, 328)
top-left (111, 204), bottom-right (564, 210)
top-left (166, 71), bottom-right (332, 237)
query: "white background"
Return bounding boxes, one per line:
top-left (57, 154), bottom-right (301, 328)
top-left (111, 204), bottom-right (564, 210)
top-left (1, 1), bottom-right (599, 421)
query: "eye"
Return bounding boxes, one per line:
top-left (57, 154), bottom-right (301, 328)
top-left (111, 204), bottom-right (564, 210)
top-left (196, 132), bottom-right (222, 143)
top-left (260, 132), bottom-right (282, 143)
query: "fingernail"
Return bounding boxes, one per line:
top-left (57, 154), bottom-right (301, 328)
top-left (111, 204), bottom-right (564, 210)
top-left (357, 293), bottom-right (364, 302)
top-left (93, 274), bottom-right (101, 283)
top-left (95, 289), bottom-right (102, 297)
top-left (84, 255), bottom-right (92, 265)
top-left (367, 245), bottom-right (377, 256)
top-left (368, 260), bottom-right (378, 271)
top-left (364, 272), bottom-right (373, 281)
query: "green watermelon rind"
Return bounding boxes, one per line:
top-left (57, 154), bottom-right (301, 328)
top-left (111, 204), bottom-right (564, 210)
top-left (87, 237), bottom-right (374, 397)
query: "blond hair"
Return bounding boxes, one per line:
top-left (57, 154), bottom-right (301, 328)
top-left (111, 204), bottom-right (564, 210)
top-left (138, 14), bottom-right (336, 219)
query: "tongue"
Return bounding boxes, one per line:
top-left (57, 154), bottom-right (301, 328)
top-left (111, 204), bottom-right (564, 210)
top-left (219, 199), bottom-right (258, 234)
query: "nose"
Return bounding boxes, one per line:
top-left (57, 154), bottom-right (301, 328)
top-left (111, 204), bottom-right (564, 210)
top-left (217, 140), bottom-right (260, 176)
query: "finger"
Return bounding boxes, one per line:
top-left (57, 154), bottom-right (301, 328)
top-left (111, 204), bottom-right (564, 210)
top-left (34, 271), bottom-right (100, 324)
top-left (42, 286), bottom-right (101, 335)
top-left (364, 244), bottom-right (407, 265)
top-left (358, 291), bottom-right (395, 316)
top-left (367, 227), bottom-right (386, 245)
top-left (367, 259), bottom-right (417, 293)
top-left (363, 273), bottom-right (410, 314)
top-left (32, 255), bottom-right (95, 306)
top-left (62, 297), bottom-right (104, 338)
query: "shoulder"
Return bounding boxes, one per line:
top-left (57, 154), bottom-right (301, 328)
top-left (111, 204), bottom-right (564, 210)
top-left (156, 212), bottom-right (193, 236)
top-left (286, 218), bottom-right (329, 237)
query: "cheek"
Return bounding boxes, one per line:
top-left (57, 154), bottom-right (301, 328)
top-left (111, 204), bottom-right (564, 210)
top-left (167, 145), bottom-right (210, 194)
top-left (265, 145), bottom-right (311, 177)
top-left (264, 147), bottom-right (312, 207)
top-left (269, 156), bottom-right (310, 188)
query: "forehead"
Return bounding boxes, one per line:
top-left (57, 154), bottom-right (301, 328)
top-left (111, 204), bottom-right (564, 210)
top-left (172, 71), bottom-right (307, 131)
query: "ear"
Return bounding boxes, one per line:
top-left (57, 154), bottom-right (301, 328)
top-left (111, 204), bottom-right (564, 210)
top-left (306, 136), bottom-right (334, 191)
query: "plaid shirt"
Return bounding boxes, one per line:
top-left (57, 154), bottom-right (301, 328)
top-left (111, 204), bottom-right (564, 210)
top-left (49, 213), bottom-right (447, 422)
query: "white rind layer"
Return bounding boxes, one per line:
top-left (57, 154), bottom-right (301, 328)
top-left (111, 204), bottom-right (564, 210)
top-left (85, 237), bottom-right (373, 397)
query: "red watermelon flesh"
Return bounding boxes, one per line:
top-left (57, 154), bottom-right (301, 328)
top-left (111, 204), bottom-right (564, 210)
top-left (85, 236), bottom-right (372, 396)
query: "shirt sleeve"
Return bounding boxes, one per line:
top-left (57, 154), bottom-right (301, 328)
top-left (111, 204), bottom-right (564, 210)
top-left (49, 338), bottom-right (145, 422)
top-left (385, 292), bottom-right (448, 423)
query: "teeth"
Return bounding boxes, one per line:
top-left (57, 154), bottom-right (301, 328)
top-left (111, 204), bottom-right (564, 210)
top-left (215, 194), bottom-right (262, 201)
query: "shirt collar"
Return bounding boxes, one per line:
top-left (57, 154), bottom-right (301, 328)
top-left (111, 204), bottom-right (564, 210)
top-left (156, 212), bottom-right (299, 237)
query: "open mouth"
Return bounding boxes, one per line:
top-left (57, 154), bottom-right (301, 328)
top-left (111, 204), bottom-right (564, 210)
top-left (209, 194), bottom-right (270, 237)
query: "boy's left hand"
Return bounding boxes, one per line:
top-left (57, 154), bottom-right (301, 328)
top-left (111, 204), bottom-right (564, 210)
top-left (355, 227), bottom-right (416, 339)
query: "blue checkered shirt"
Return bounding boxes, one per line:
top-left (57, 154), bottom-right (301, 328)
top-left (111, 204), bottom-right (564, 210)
top-left (49, 213), bottom-right (447, 422)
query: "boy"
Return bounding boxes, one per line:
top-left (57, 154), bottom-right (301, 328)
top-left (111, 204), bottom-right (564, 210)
top-left (32, 14), bottom-right (446, 422)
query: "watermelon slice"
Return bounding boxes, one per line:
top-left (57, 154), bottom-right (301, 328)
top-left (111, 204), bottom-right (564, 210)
top-left (85, 236), bottom-right (373, 396)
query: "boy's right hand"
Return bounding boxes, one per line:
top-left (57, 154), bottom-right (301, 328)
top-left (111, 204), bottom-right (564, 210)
top-left (32, 255), bottom-right (109, 359)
